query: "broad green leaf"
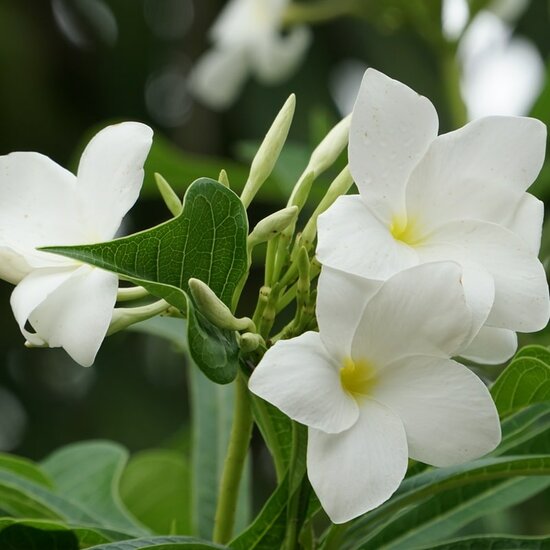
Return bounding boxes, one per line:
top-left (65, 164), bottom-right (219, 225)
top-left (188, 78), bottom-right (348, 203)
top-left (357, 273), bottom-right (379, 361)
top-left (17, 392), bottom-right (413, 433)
top-left (0, 523), bottom-right (78, 550)
top-left (0, 454), bottom-right (53, 488)
top-left (491, 356), bottom-right (550, 417)
top-left (341, 455), bottom-right (550, 549)
top-left (41, 441), bottom-right (147, 536)
top-left (420, 535), bottom-right (550, 549)
top-left (45, 178), bottom-right (249, 384)
top-left (514, 345), bottom-right (550, 363)
top-left (119, 450), bottom-right (192, 535)
top-left (189, 366), bottom-right (251, 539)
top-left (87, 535), bottom-right (226, 549)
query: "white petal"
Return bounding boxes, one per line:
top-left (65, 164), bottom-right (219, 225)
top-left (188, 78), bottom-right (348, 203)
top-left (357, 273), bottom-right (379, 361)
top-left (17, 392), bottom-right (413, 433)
top-left (316, 266), bottom-right (381, 361)
top-left (188, 47), bottom-right (249, 110)
top-left (77, 122), bottom-right (153, 240)
top-left (418, 220), bottom-right (550, 332)
top-left (13, 266), bottom-right (118, 366)
top-left (372, 355), bottom-right (501, 466)
top-left (503, 192), bottom-right (544, 255)
top-left (349, 68), bottom-right (438, 224)
top-left (405, 116), bottom-right (546, 234)
top-left (248, 332), bottom-right (358, 434)
top-left (252, 27), bottom-right (312, 84)
top-left (10, 267), bottom-right (77, 346)
top-left (0, 152), bottom-right (85, 279)
top-left (307, 399), bottom-right (408, 523)
top-left (317, 195), bottom-right (418, 280)
top-left (460, 326), bottom-right (517, 365)
top-left (351, 262), bottom-right (472, 367)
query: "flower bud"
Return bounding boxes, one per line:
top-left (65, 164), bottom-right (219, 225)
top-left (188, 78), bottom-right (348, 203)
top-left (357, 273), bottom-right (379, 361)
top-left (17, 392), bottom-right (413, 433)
top-left (108, 299), bottom-right (171, 336)
top-left (240, 94), bottom-right (296, 208)
top-left (238, 332), bottom-right (265, 353)
top-left (218, 169), bottom-right (230, 188)
top-left (155, 173), bottom-right (183, 217)
top-left (248, 206), bottom-right (298, 248)
top-left (307, 115), bottom-right (350, 177)
top-left (188, 278), bottom-right (255, 332)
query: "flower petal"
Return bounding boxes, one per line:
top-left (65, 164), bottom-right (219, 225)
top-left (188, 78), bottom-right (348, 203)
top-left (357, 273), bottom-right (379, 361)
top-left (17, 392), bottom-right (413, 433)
top-left (317, 195), bottom-right (418, 280)
top-left (307, 399), bottom-right (408, 523)
top-left (503, 192), bottom-right (544, 255)
top-left (252, 27), bottom-right (312, 84)
top-left (351, 262), bottom-right (472, 367)
top-left (248, 332), bottom-right (358, 434)
top-left (188, 47), bottom-right (249, 110)
top-left (77, 122), bottom-right (153, 240)
top-left (406, 116), bottom-right (546, 234)
top-left (316, 266), bottom-right (381, 361)
top-left (418, 219), bottom-right (550, 332)
top-left (12, 265), bottom-right (118, 366)
top-left (0, 152), bottom-right (85, 280)
top-left (460, 326), bottom-right (517, 365)
top-left (349, 68), bottom-right (438, 224)
top-left (372, 355), bottom-right (501, 466)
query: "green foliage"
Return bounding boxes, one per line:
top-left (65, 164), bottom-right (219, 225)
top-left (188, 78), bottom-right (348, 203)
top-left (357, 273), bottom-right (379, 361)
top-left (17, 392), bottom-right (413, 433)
top-left (45, 178), bottom-right (249, 384)
top-left (119, 450), bottom-right (192, 536)
top-left (0, 522), bottom-right (79, 550)
top-left (421, 535), bottom-right (550, 549)
top-left (491, 345), bottom-right (550, 417)
top-left (87, 536), bottom-right (227, 549)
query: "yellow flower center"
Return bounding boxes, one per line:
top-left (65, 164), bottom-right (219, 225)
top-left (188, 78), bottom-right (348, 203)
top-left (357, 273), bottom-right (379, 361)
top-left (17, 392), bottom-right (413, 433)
top-left (340, 357), bottom-right (378, 397)
top-left (390, 214), bottom-right (423, 245)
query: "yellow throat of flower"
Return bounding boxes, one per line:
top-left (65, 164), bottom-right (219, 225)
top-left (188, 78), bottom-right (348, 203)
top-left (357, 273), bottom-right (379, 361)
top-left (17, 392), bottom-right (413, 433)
top-left (340, 357), bottom-right (378, 397)
top-left (390, 214), bottom-right (423, 245)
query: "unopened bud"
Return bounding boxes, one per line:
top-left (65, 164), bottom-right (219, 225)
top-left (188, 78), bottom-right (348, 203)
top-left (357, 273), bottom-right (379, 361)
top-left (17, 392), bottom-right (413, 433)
top-left (108, 299), bottom-right (171, 336)
top-left (307, 115), bottom-right (350, 177)
top-left (238, 332), bottom-right (265, 353)
top-left (248, 206), bottom-right (298, 248)
top-left (240, 94), bottom-right (296, 208)
top-left (155, 173), bottom-right (183, 217)
top-left (188, 278), bottom-right (255, 332)
top-left (218, 169), bottom-right (230, 188)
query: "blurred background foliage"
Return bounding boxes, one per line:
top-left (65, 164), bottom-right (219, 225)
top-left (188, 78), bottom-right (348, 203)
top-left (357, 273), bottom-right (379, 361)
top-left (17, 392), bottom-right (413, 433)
top-left (0, 0), bottom-right (549, 538)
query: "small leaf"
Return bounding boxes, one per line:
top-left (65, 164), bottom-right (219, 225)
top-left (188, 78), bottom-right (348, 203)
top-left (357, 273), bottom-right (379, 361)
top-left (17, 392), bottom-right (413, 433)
top-left (44, 178), bottom-right (249, 384)
top-left (41, 441), bottom-right (148, 535)
top-left (119, 450), bottom-right (192, 535)
top-left (86, 535), bottom-right (226, 549)
top-left (0, 454), bottom-right (53, 488)
top-left (420, 535), bottom-right (550, 549)
top-left (491, 355), bottom-right (550, 417)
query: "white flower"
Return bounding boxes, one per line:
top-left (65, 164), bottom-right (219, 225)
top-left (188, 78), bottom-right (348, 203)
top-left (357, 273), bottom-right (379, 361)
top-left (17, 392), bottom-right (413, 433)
top-left (317, 69), bottom-right (549, 365)
top-left (0, 122), bottom-right (153, 367)
top-left (188, 0), bottom-right (311, 110)
top-left (249, 262), bottom-right (501, 523)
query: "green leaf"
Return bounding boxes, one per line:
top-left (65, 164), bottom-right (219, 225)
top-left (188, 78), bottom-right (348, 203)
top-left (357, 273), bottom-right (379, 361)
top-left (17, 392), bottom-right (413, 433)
top-left (119, 450), bottom-right (192, 535)
top-left (0, 454), bottom-right (53, 488)
top-left (420, 535), bottom-right (550, 549)
top-left (0, 523), bottom-right (78, 550)
top-left (491, 356), bottom-right (550, 417)
top-left (514, 345), bottom-right (550, 363)
top-left (189, 367), bottom-right (251, 539)
top-left (41, 441), bottom-right (148, 536)
top-left (44, 178), bottom-right (249, 384)
top-left (86, 535), bottom-right (226, 549)
top-left (341, 455), bottom-right (550, 550)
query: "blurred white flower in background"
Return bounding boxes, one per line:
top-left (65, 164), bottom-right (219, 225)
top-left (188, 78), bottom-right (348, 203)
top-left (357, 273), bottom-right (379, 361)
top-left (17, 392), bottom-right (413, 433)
top-left (444, 0), bottom-right (544, 120)
top-left (189, 0), bottom-right (311, 110)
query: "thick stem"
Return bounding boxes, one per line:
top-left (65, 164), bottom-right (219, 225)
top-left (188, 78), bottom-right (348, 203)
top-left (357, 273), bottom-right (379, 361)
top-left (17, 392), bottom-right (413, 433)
top-left (212, 373), bottom-right (254, 544)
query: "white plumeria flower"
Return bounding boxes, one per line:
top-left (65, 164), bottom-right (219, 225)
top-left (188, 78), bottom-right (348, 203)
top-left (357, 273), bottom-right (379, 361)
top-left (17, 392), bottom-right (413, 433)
top-left (249, 262), bottom-right (501, 523)
top-left (0, 122), bottom-right (153, 367)
top-left (188, 0), bottom-right (311, 110)
top-left (317, 69), bottom-right (549, 365)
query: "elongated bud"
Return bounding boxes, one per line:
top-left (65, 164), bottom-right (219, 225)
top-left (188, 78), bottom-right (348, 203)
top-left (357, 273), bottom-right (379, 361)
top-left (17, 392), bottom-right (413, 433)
top-left (108, 299), bottom-right (171, 336)
top-left (248, 206), bottom-right (298, 248)
top-left (188, 278), bottom-right (255, 332)
top-left (307, 115), bottom-right (350, 177)
top-left (240, 94), bottom-right (296, 208)
top-left (218, 169), bottom-right (230, 188)
top-left (155, 173), bottom-right (183, 217)
top-left (300, 165), bottom-right (354, 248)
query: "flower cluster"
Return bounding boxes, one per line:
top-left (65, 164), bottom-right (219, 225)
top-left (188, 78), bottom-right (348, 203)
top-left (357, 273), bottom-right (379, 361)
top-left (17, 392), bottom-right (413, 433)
top-left (249, 69), bottom-right (549, 522)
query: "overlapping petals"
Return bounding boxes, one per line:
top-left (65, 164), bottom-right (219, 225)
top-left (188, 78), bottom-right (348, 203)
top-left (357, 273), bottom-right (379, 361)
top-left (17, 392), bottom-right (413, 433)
top-left (0, 122), bottom-right (153, 366)
top-left (249, 263), bottom-right (501, 523)
top-left (318, 68), bottom-right (549, 363)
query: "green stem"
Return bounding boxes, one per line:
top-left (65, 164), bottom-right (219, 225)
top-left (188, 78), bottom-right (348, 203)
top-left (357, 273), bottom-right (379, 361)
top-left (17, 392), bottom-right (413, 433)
top-left (322, 523), bottom-right (348, 550)
top-left (213, 373), bottom-right (254, 544)
top-left (284, 423), bottom-right (302, 550)
top-left (284, 0), bottom-right (361, 26)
